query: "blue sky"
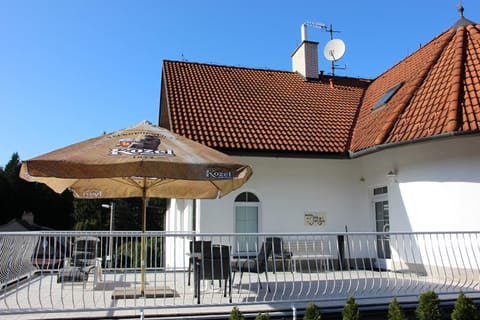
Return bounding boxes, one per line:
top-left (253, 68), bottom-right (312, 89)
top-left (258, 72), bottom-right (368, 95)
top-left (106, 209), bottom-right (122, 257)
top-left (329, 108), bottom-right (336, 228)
top-left (1, 0), bottom-right (478, 167)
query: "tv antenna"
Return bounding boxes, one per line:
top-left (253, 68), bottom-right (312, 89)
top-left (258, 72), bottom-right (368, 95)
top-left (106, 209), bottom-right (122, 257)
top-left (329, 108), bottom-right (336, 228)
top-left (303, 22), bottom-right (346, 81)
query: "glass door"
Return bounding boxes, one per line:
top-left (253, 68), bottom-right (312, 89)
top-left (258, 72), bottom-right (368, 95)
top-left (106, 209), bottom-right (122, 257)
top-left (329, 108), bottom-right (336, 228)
top-left (235, 206), bottom-right (258, 252)
top-left (234, 192), bottom-right (260, 254)
top-left (373, 186), bottom-right (391, 269)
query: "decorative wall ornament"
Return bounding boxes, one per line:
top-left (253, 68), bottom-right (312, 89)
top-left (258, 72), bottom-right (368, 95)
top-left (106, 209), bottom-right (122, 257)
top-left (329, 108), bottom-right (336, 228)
top-left (304, 212), bottom-right (326, 226)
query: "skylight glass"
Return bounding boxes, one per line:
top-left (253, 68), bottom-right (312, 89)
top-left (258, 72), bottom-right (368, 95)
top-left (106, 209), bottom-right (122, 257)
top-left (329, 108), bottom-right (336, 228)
top-left (372, 81), bottom-right (404, 111)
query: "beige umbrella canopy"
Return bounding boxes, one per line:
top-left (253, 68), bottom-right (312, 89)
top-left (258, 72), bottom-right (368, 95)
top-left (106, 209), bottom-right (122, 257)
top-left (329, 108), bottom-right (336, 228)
top-left (20, 120), bottom-right (252, 294)
top-left (21, 120), bottom-right (252, 199)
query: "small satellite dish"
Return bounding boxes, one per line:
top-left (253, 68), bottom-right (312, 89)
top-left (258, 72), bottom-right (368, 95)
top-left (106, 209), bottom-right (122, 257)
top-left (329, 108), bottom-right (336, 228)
top-left (323, 38), bottom-right (346, 61)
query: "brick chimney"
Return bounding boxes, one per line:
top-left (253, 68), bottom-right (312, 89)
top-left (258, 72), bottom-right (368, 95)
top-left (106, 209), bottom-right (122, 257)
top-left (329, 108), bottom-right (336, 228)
top-left (291, 24), bottom-right (319, 80)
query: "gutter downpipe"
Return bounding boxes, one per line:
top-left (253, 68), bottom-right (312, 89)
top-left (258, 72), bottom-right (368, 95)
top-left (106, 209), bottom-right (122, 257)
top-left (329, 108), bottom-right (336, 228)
top-left (349, 131), bottom-right (476, 158)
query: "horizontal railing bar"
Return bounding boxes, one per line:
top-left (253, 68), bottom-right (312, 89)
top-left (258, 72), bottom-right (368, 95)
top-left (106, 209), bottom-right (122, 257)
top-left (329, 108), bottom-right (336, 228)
top-left (4, 230), bottom-right (480, 236)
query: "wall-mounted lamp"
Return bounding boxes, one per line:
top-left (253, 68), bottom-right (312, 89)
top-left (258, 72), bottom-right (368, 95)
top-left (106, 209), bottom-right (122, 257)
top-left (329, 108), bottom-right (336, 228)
top-left (387, 170), bottom-right (397, 183)
top-left (386, 171), bottom-right (396, 178)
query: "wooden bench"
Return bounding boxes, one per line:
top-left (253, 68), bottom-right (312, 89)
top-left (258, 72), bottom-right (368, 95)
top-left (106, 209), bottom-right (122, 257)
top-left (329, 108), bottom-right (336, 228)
top-left (284, 240), bottom-right (337, 272)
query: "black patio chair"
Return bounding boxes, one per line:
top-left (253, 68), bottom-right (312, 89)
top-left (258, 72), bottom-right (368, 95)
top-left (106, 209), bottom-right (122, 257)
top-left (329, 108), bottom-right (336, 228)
top-left (187, 240), bottom-right (212, 286)
top-left (231, 238), bottom-right (273, 292)
top-left (269, 237), bottom-right (293, 272)
top-left (196, 244), bottom-right (232, 302)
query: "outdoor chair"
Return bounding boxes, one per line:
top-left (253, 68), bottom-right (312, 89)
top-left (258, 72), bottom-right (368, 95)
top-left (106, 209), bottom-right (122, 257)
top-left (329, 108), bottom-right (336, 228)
top-left (187, 240), bottom-right (212, 286)
top-left (231, 238), bottom-right (273, 292)
top-left (195, 244), bottom-right (232, 302)
top-left (57, 237), bottom-right (102, 286)
top-left (269, 237), bottom-right (293, 272)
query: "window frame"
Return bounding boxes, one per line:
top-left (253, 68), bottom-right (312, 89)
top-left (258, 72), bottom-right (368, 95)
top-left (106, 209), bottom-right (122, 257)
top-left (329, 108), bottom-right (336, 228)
top-left (371, 81), bottom-right (404, 111)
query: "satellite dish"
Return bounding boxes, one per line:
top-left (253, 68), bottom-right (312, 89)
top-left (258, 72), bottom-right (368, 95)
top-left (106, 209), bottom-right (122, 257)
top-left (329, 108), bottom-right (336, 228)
top-left (323, 38), bottom-right (346, 61)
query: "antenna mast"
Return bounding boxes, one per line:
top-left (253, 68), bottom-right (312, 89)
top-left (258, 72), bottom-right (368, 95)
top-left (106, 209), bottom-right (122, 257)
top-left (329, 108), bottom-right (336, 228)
top-left (302, 22), bottom-right (346, 83)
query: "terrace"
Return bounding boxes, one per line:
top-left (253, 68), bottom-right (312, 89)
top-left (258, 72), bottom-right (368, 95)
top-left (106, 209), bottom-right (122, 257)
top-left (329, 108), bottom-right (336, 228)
top-left (1, 231), bottom-right (479, 319)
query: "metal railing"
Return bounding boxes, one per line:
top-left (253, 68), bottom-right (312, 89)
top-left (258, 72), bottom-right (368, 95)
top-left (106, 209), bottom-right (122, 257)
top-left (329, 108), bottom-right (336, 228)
top-left (0, 231), bottom-right (479, 318)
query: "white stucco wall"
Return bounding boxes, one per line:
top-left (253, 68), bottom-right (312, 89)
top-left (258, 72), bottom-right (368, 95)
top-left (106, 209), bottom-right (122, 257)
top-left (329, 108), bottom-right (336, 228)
top-left (164, 199), bottom-right (194, 269)
top-left (190, 135), bottom-right (480, 235)
top-left (164, 135), bottom-right (480, 269)
top-left (357, 135), bottom-right (480, 232)
top-left (198, 156), bottom-right (371, 234)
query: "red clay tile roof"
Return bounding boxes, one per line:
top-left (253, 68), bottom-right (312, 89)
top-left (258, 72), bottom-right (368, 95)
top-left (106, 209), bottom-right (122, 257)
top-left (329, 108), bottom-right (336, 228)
top-left (351, 21), bottom-right (480, 152)
top-left (160, 17), bottom-right (480, 157)
top-left (161, 61), bottom-right (369, 156)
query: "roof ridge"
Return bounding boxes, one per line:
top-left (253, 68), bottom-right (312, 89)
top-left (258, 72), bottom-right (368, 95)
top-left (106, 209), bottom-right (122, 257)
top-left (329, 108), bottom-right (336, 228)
top-left (163, 59), bottom-right (372, 83)
top-left (163, 59), bottom-right (293, 74)
top-left (371, 27), bottom-right (455, 81)
top-left (467, 24), bottom-right (480, 46)
top-left (445, 26), bottom-right (467, 132)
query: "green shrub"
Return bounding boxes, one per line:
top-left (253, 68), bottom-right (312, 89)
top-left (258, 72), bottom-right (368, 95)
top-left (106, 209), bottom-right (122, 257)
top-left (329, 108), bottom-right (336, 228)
top-left (388, 297), bottom-right (407, 320)
top-left (230, 306), bottom-right (245, 320)
top-left (255, 312), bottom-right (270, 320)
top-left (303, 302), bottom-right (321, 320)
top-left (451, 291), bottom-right (479, 320)
top-left (342, 297), bottom-right (360, 320)
top-left (416, 290), bottom-right (442, 320)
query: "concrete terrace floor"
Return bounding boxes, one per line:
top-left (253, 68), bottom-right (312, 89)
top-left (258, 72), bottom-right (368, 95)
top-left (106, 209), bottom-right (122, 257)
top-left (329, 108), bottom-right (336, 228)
top-left (0, 268), bottom-right (477, 319)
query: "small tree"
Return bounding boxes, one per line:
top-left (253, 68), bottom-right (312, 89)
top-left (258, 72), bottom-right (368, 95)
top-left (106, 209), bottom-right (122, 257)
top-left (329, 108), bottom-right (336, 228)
top-left (416, 290), bottom-right (442, 320)
top-left (451, 291), bottom-right (479, 320)
top-left (342, 297), bottom-right (360, 320)
top-left (388, 297), bottom-right (407, 320)
top-left (255, 312), bottom-right (270, 320)
top-left (304, 302), bottom-right (321, 320)
top-left (230, 306), bottom-right (245, 320)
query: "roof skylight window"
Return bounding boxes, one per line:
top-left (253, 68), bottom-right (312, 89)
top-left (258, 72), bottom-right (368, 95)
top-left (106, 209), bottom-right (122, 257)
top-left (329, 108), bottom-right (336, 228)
top-left (372, 81), bottom-right (404, 111)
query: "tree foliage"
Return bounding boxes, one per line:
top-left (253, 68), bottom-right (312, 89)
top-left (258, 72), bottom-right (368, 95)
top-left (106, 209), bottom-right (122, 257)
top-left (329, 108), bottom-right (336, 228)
top-left (1, 152), bottom-right (166, 231)
top-left (229, 306), bottom-right (245, 320)
top-left (255, 312), bottom-right (270, 320)
top-left (342, 297), bottom-right (360, 320)
top-left (388, 297), bottom-right (407, 320)
top-left (304, 302), bottom-right (321, 320)
top-left (451, 291), bottom-right (479, 320)
top-left (416, 290), bottom-right (442, 320)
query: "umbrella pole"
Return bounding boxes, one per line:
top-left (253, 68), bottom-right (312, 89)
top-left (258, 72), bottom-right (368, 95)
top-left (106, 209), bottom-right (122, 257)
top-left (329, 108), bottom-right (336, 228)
top-left (141, 180), bottom-right (147, 295)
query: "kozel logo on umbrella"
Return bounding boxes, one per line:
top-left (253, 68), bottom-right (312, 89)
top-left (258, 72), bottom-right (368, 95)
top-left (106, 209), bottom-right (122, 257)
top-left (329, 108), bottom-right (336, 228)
top-left (206, 167), bottom-right (234, 179)
top-left (110, 134), bottom-right (175, 157)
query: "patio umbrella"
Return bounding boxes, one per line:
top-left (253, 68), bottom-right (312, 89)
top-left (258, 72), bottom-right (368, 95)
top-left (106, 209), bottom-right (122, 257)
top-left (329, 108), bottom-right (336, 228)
top-left (20, 120), bottom-right (252, 294)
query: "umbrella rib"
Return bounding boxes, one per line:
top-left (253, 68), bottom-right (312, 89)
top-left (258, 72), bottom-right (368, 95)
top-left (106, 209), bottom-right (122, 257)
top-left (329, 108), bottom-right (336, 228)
top-left (208, 180), bottom-right (223, 198)
top-left (114, 176), bottom-right (169, 191)
top-left (111, 177), bottom-right (146, 190)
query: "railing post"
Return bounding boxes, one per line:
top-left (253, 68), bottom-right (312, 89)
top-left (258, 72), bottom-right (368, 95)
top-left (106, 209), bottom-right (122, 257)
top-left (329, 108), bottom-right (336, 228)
top-left (337, 235), bottom-right (345, 270)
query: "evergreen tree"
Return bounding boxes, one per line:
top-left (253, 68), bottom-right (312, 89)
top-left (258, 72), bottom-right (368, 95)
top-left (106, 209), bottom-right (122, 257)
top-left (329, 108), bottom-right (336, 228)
top-left (451, 291), bottom-right (479, 320)
top-left (388, 297), bottom-right (407, 320)
top-left (255, 312), bottom-right (270, 320)
top-left (0, 169), bottom-right (14, 224)
top-left (3, 152), bottom-right (21, 185)
top-left (1, 152), bottom-right (74, 229)
top-left (304, 302), bottom-right (321, 320)
top-left (1, 153), bottom-right (22, 222)
top-left (416, 290), bottom-right (442, 320)
top-left (73, 199), bottom-right (105, 230)
top-left (229, 306), bottom-right (245, 320)
top-left (342, 297), bottom-right (360, 320)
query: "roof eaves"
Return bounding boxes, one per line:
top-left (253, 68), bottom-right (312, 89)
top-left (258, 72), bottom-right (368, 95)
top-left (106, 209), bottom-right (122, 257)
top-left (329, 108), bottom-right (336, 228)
top-left (216, 148), bottom-right (351, 159)
top-left (350, 130), bottom-right (480, 158)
